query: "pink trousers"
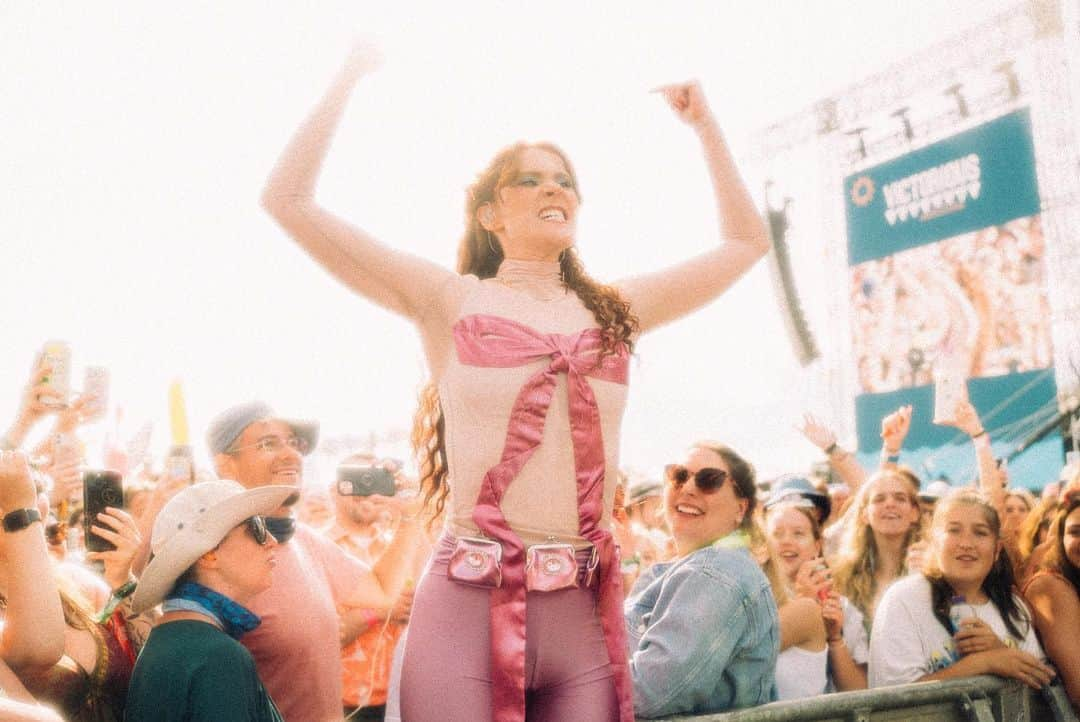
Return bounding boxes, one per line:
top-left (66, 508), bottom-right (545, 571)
top-left (399, 539), bottom-right (618, 722)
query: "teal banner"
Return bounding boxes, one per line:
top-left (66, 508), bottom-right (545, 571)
top-left (846, 108), bottom-right (1063, 488)
top-left (844, 109), bottom-right (1040, 265)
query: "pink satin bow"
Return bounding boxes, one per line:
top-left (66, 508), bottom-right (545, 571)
top-left (453, 313), bottom-right (635, 722)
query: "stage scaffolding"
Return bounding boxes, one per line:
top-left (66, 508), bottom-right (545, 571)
top-left (750, 0), bottom-right (1080, 454)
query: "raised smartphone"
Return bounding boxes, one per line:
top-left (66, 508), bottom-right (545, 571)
top-left (83, 470), bottom-right (124, 552)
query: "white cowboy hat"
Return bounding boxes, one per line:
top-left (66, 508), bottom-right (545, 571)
top-left (131, 479), bottom-right (294, 614)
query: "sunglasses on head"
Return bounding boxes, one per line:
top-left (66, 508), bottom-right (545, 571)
top-left (665, 464), bottom-right (729, 494)
top-left (244, 516), bottom-right (269, 546)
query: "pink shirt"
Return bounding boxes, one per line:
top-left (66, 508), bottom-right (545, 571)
top-left (242, 523), bottom-right (369, 722)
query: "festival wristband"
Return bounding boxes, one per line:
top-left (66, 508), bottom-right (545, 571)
top-left (96, 580), bottom-right (137, 623)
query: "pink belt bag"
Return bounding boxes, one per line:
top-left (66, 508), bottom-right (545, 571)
top-left (444, 534), bottom-right (598, 591)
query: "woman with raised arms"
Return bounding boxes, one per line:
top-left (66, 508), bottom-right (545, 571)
top-left (261, 42), bottom-right (770, 722)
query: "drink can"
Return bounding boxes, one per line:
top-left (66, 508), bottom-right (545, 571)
top-left (41, 340), bottom-right (72, 408)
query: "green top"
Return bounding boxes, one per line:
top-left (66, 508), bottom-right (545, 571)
top-left (125, 620), bottom-right (283, 722)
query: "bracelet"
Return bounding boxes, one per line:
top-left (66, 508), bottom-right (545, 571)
top-left (96, 580), bottom-right (137, 624)
top-left (972, 429), bottom-right (987, 439)
top-left (883, 452), bottom-right (901, 464)
top-left (827, 637), bottom-right (845, 645)
top-left (823, 442), bottom-right (838, 456)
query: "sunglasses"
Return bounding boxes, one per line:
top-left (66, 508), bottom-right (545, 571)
top-left (244, 516), bottom-right (270, 545)
top-left (665, 464), bottom-right (729, 494)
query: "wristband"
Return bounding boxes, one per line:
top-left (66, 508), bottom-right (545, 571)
top-left (2, 508), bottom-right (41, 533)
top-left (823, 442), bottom-right (838, 456)
top-left (96, 580), bottom-right (137, 623)
top-left (883, 453), bottom-right (901, 465)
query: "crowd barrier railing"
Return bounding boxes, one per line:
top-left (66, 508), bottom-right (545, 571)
top-left (653, 676), bottom-right (1077, 722)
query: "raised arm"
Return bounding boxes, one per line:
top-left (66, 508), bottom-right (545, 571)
top-left (261, 43), bottom-right (460, 324)
top-left (617, 81), bottom-right (770, 334)
top-left (940, 400), bottom-right (1003, 510)
top-left (879, 405), bottom-right (912, 472)
top-left (797, 413), bottom-right (868, 495)
top-left (0, 452), bottom-right (64, 673)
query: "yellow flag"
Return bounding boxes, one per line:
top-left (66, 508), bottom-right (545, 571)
top-left (168, 379), bottom-right (189, 446)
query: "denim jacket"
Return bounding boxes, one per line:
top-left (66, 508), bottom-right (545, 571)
top-left (624, 544), bottom-right (779, 718)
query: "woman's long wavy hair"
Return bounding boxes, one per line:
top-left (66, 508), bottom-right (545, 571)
top-left (831, 471), bottom-right (922, 624)
top-left (1017, 495), bottom-right (1059, 565)
top-left (923, 489), bottom-right (1029, 641)
top-left (1041, 493), bottom-right (1080, 594)
top-left (412, 142), bottom-right (640, 525)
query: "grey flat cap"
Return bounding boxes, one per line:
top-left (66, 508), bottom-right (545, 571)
top-left (206, 401), bottom-right (319, 457)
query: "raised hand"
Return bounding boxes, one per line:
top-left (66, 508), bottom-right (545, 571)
top-left (85, 507), bottom-right (142, 590)
top-left (43, 442), bottom-right (82, 508)
top-left (5, 357), bottom-right (62, 447)
top-left (54, 393), bottom-right (97, 434)
top-left (653, 80), bottom-right (713, 129)
top-left (880, 405), bottom-right (913, 453)
top-left (343, 38), bottom-right (383, 80)
top-left (798, 413), bottom-right (837, 452)
top-left (951, 399), bottom-right (985, 438)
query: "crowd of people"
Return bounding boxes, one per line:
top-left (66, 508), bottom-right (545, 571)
top-left (4, 41), bottom-right (1079, 722)
top-left (3, 342), bottom-right (1078, 721)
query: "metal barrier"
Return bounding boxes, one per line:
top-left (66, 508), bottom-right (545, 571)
top-left (654, 676), bottom-right (1077, 722)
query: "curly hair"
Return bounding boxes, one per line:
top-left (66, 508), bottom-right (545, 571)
top-left (413, 142), bottom-right (640, 525)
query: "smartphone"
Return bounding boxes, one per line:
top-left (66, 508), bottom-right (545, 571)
top-left (83, 470), bottom-right (123, 552)
top-left (337, 465), bottom-right (395, 497)
top-left (40, 340), bottom-right (72, 408)
top-left (83, 366), bottom-right (109, 422)
top-left (932, 368), bottom-right (969, 425)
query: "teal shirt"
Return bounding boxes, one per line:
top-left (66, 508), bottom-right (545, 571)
top-left (125, 620), bottom-right (283, 722)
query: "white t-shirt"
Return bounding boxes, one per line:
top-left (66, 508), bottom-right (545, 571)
top-left (868, 574), bottom-right (1044, 687)
top-left (841, 595), bottom-right (870, 664)
top-left (776, 645), bottom-right (828, 700)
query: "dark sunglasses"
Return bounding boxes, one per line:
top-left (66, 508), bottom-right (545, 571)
top-left (244, 516), bottom-right (270, 545)
top-left (665, 464), bottom-right (729, 494)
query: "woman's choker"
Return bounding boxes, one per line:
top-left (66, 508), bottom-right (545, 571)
top-left (495, 258), bottom-right (565, 301)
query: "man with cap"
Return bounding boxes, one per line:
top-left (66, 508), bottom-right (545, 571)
top-left (206, 401), bottom-right (421, 722)
top-left (126, 479), bottom-right (292, 721)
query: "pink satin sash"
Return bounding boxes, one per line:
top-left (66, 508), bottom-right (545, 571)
top-left (452, 313), bottom-right (635, 722)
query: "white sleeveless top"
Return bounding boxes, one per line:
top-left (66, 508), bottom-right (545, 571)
top-left (775, 645), bottom-right (828, 700)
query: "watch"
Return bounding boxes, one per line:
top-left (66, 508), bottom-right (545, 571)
top-left (2, 508), bottom-right (41, 533)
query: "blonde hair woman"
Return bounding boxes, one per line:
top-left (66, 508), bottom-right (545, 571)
top-left (830, 471), bottom-right (922, 629)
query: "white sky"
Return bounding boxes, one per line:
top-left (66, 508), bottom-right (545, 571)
top-left (2, 0), bottom-right (1020, 483)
